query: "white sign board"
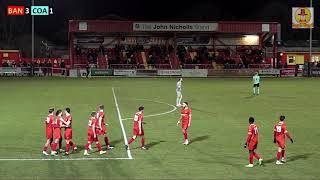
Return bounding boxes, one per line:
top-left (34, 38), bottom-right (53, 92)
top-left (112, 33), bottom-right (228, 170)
top-left (182, 69), bottom-right (208, 77)
top-left (114, 69), bottom-right (136, 76)
top-left (133, 23), bottom-right (218, 32)
top-left (158, 70), bottom-right (181, 76)
top-left (258, 69), bottom-right (280, 75)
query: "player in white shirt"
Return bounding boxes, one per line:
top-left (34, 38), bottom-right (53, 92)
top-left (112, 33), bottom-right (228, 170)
top-left (176, 78), bottom-right (183, 107)
top-left (252, 72), bottom-right (261, 96)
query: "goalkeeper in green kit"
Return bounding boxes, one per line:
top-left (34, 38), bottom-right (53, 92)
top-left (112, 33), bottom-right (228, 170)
top-left (252, 72), bottom-right (260, 96)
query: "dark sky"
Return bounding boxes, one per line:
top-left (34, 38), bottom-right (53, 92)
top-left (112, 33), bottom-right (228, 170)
top-left (0, 0), bottom-right (319, 45)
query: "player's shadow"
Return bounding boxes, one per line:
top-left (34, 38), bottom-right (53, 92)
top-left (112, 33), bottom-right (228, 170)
top-left (130, 140), bottom-right (166, 150)
top-left (244, 95), bottom-right (255, 99)
top-left (71, 145), bottom-right (85, 154)
top-left (106, 139), bottom-right (123, 147)
top-left (189, 135), bottom-right (210, 145)
top-left (263, 153), bottom-right (313, 164)
top-left (287, 153), bottom-right (314, 162)
top-left (147, 140), bottom-right (166, 148)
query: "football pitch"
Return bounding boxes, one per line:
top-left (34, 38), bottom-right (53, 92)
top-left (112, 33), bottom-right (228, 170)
top-left (0, 77), bottom-right (319, 179)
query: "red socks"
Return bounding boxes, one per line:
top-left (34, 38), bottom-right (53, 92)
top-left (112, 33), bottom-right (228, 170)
top-left (43, 146), bottom-right (48, 152)
top-left (104, 137), bottom-right (110, 146)
top-left (128, 137), bottom-right (135, 145)
top-left (277, 152), bottom-right (281, 160)
top-left (96, 143), bottom-right (102, 151)
top-left (51, 143), bottom-right (57, 151)
top-left (281, 150), bottom-right (285, 158)
top-left (128, 137), bottom-right (144, 146)
top-left (249, 153), bottom-right (254, 164)
top-left (85, 143), bottom-right (90, 150)
top-left (183, 132), bottom-right (188, 140)
top-left (253, 152), bottom-right (261, 160)
top-left (66, 143), bottom-right (70, 152)
top-left (141, 138), bottom-right (145, 147)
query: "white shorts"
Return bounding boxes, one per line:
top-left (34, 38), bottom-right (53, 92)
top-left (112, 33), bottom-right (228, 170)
top-left (176, 91), bottom-right (182, 97)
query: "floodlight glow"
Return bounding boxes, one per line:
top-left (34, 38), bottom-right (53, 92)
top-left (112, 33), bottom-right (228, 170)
top-left (243, 35), bottom-right (259, 44)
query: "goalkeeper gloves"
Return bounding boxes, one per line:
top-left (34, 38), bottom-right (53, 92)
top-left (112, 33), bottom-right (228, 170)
top-left (273, 138), bottom-right (276, 144)
top-left (290, 139), bottom-right (294, 143)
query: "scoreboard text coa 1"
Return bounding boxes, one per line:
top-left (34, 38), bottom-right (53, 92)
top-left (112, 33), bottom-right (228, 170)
top-left (7, 6), bottom-right (54, 16)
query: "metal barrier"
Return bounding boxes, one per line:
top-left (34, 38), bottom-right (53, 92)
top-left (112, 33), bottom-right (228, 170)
top-left (248, 64), bottom-right (272, 69)
top-left (147, 64), bottom-right (172, 69)
top-left (109, 64), bottom-right (144, 69)
top-left (0, 67), bottom-right (67, 77)
top-left (183, 64), bottom-right (213, 69)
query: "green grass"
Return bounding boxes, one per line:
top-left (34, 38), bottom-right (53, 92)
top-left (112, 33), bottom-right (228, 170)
top-left (0, 77), bottom-right (319, 180)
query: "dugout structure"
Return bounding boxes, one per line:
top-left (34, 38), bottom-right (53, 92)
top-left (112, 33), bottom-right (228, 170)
top-left (68, 20), bottom-right (280, 69)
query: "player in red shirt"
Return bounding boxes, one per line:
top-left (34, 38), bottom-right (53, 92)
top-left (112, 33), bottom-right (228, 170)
top-left (50, 110), bottom-right (66, 156)
top-left (243, 117), bottom-right (263, 168)
top-left (60, 107), bottom-right (77, 155)
top-left (42, 108), bottom-right (54, 156)
top-left (125, 106), bottom-right (147, 150)
top-left (84, 111), bottom-right (107, 155)
top-left (177, 102), bottom-right (191, 145)
top-left (96, 105), bottom-right (114, 150)
top-left (274, 115), bottom-right (294, 165)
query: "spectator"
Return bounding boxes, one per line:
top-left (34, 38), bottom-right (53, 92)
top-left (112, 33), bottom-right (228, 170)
top-left (23, 61), bottom-right (27, 67)
top-left (60, 60), bottom-right (66, 75)
top-left (238, 62), bottom-right (244, 68)
top-left (75, 45), bottom-right (81, 55)
top-left (12, 61), bottom-right (16, 68)
top-left (2, 61), bottom-right (8, 67)
top-left (86, 63), bottom-right (90, 78)
top-left (43, 60), bottom-right (48, 76)
top-left (93, 51), bottom-right (98, 64)
top-left (277, 61), bottom-right (283, 68)
top-left (87, 50), bottom-right (93, 64)
top-left (99, 44), bottom-right (105, 55)
top-left (47, 60), bottom-right (52, 76)
top-left (39, 61), bottom-right (44, 76)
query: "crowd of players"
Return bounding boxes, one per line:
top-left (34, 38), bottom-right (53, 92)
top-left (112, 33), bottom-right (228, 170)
top-left (42, 105), bottom-right (114, 156)
top-left (42, 98), bottom-right (193, 156)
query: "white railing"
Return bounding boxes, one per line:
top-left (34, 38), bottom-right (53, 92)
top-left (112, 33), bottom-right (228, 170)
top-left (248, 64), bottom-right (272, 69)
top-left (183, 64), bottom-right (213, 69)
top-left (0, 67), bottom-right (67, 77)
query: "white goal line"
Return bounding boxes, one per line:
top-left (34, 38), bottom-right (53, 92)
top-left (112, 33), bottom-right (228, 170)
top-left (0, 157), bottom-right (132, 161)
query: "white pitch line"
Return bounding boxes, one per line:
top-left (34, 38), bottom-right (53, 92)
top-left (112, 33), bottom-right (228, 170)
top-left (112, 87), bottom-right (133, 159)
top-left (122, 98), bottom-right (177, 121)
top-left (0, 157), bottom-right (131, 161)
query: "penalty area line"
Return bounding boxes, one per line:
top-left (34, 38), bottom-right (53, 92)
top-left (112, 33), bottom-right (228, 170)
top-left (0, 157), bottom-right (131, 161)
top-left (112, 87), bottom-right (133, 160)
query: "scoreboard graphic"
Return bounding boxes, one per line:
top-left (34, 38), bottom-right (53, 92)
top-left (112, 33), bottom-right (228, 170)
top-left (7, 6), bottom-right (54, 16)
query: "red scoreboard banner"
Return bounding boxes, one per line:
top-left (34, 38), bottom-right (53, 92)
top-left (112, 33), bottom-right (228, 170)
top-left (7, 6), bottom-right (25, 16)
